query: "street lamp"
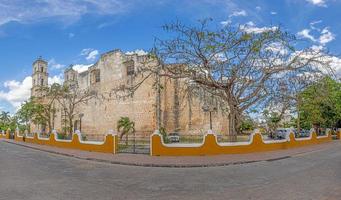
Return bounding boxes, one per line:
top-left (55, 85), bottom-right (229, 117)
top-left (202, 103), bottom-right (217, 130)
top-left (78, 113), bottom-right (84, 132)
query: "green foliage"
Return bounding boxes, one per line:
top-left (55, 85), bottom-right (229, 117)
top-left (81, 135), bottom-right (87, 141)
top-left (17, 100), bottom-right (35, 127)
top-left (0, 111), bottom-right (19, 131)
top-left (240, 33), bottom-right (252, 41)
top-left (159, 127), bottom-right (170, 143)
top-left (299, 77), bottom-right (341, 128)
top-left (57, 133), bottom-right (67, 140)
top-left (117, 117), bottom-right (135, 142)
top-left (239, 116), bottom-right (255, 132)
top-left (16, 98), bottom-right (50, 132)
top-left (262, 109), bottom-right (284, 135)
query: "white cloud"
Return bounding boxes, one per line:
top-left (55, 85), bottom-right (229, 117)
top-left (306, 0), bottom-right (327, 7)
top-left (255, 6), bottom-right (262, 11)
top-left (80, 48), bottom-right (99, 62)
top-left (221, 9), bottom-right (247, 26)
top-left (86, 50), bottom-right (99, 61)
top-left (229, 10), bottom-right (247, 17)
top-left (270, 11), bottom-right (277, 15)
top-left (72, 64), bottom-right (93, 73)
top-left (329, 56), bottom-right (341, 78)
top-left (311, 45), bottom-right (324, 51)
top-left (297, 26), bottom-right (335, 46)
top-left (310, 20), bottom-right (322, 25)
top-left (48, 58), bottom-right (65, 70)
top-left (125, 49), bottom-right (148, 56)
top-left (265, 42), bottom-right (288, 55)
top-left (240, 21), bottom-right (278, 34)
top-left (220, 20), bottom-right (232, 26)
top-left (48, 74), bottom-right (64, 85)
top-left (0, 0), bottom-right (131, 27)
top-left (297, 29), bottom-right (317, 42)
top-left (310, 20), bottom-right (322, 31)
top-left (0, 76), bottom-right (32, 109)
top-left (319, 27), bottom-right (335, 45)
top-left (0, 73), bottom-right (65, 110)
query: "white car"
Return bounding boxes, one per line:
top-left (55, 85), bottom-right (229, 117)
top-left (167, 133), bottom-right (180, 143)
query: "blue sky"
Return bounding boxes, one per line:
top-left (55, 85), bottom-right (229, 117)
top-left (0, 0), bottom-right (340, 113)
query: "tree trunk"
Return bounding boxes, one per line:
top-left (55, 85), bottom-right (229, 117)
top-left (173, 78), bottom-right (180, 132)
top-left (155, 73), bottom-right (161, 130)
top-left (296, 97), bottom-right (301, 138)
top-left (228, 106), bottom-right (238, 142)
top-left (187, 92), bottom-right (192, 130)
top-left (52, 110), bottom-right (55, 130)
top-left (47, 116), bottom-right (52, 134)
top-left (68, 116), bottom-right (74, 137)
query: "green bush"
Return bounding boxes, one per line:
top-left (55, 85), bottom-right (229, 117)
top-left (57, 133), bottom-right (66, 140)
top-left (159, 127), bottom-right (169, 143)
top-left (81, 135), bottom-right (87, 141)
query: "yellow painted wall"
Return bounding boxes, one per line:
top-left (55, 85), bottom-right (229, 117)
top-left (151, 130), bottom-right (334, 156)
top-left (0, 130), bottom-right (10, 139)
top-left (15, 132), bottom-right (118, 154)
top-left (337, 129), bottom-right (341, 140)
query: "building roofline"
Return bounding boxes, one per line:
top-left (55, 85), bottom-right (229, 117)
top-left (33, 57), bottom-right (48, 65)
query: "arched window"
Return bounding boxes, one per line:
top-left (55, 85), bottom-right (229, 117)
top-left (41, 79), bottom-right (44, 86)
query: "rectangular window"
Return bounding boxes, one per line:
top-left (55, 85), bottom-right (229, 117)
top-left (127, 65), bottom-right (134, 75)
top-left (91, 69), bottom-right (100, 84)
top-left (125, 60), bottom-right (135, 76)
top-left (95, 71), bottom-right (100, 83)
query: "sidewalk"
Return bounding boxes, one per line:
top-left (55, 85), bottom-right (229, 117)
top-left (1, 138), bottom-right (339, 168)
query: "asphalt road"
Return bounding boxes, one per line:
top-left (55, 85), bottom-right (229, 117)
top-left (0, 141), bottom-right (340, 200)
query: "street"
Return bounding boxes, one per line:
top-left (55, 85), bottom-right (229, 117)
top-left (0, 141), bottom-right (340, 200)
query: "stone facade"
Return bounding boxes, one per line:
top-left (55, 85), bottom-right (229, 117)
top-left (31, 49), bottom-right (229, 136)
top-left (31, 57), bottom-right (48, 97)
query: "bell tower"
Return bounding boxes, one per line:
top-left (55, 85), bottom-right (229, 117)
top-left (31, 57), bottom-right (48, 97)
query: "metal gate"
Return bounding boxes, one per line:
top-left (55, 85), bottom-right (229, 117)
top-left (118, 133), bottom-right (150, 154)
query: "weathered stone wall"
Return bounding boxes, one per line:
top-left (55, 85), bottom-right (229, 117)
top-left (161, 77), bottom-right (229, 135)
top-left (32, 49), bottom-right (229, 136)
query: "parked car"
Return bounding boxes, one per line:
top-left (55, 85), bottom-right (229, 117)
top-left (167, 132), bottom-right (180, 143)
top-left (299, 130), bottom-right (310, 137)
top-left (275, 128), bottom-right (294, 139)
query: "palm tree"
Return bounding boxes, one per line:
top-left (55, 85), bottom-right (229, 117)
top-left (0, 111), bottom-right (12, 131)
top-left (0, 111), bottom-right (11, 124)
top-left (117, 117), bottom-right (135, 145)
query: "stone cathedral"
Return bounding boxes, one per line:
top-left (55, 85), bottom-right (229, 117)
top-left (31, 49), bottom-right (229, 136)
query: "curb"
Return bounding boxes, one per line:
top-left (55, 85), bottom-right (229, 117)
top-left (2, 139), bottom-right (330, 168)
top-left (2, 140), bottom-right (269, 168)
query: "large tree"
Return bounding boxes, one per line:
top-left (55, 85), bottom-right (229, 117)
top-left (53, 84), bottom-right (95, 135)
top-left (117, 19), bottom-right (332, 140)
top-left (17, 100), bottom-right (36, 132)
top-left (270, 72), bottom-right (325, 134)
top-left (34, 83), bottom-right (60, 132)
top-left (299, 77), bottom-right (341, 129)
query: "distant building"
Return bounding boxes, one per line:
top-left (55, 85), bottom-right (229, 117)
top-left (31, 50), bottom-right (229, 136)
